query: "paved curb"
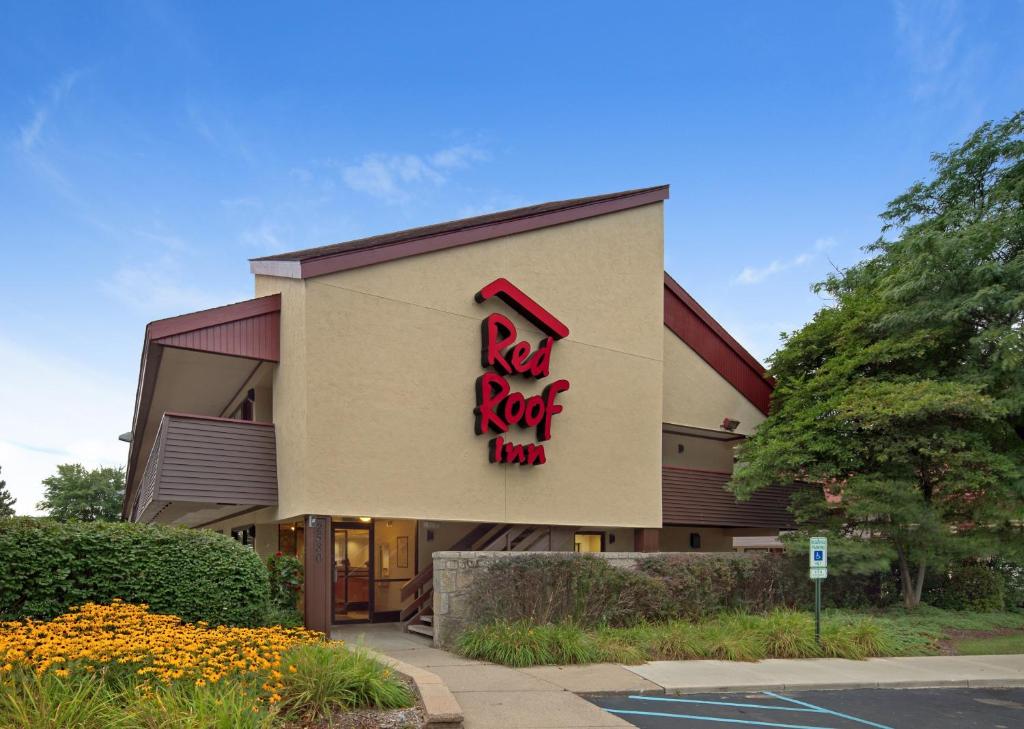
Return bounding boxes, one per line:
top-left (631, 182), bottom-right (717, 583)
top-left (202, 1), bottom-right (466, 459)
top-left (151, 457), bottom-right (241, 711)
top-left (659, 678), bottom-right (1024, 694)
top-left (367, 649), bottom-right (464, 728)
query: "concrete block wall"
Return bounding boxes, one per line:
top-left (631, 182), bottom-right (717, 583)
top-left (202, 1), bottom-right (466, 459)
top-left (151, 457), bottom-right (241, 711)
top-left (430, 550), bottom-right (747, 648)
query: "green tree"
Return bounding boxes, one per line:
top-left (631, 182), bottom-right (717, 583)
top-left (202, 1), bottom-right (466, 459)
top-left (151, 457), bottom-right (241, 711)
top-left (37, 464), bottom-right (125, 522)
top-left (731, 112), bottom-right (1024, 609)
top-left (0, 467), bottom-right (15, 518)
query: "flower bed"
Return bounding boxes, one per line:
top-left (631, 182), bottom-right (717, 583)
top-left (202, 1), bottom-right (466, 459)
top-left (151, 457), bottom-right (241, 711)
top-left (0, 601), bottom-right (414, 728)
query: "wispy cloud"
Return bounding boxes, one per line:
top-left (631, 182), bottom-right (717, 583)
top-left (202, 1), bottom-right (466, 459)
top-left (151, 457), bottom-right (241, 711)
top-left (101, 255), bottom-right (246, 316)
top-left (186, 103), bottom-right (256, 164)
top-left (735, 237), bottom-right (835, 285)
top-left (341, 143), bottom-right (489, 202)
top-left (18, 70), bottom-right (83, 152)
top-left (892, 0), bottom-right (983, 107)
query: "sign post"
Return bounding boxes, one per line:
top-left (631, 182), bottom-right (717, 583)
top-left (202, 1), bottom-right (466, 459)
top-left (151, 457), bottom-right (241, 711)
top-left (809, 537), bottom-right (828, 642)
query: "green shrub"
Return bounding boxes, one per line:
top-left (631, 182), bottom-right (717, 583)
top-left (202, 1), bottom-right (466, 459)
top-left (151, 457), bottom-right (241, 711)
top-left (465, 554), bottom-right (672, 628)
top-left (266, 552), bottom-right (303, 610)
top-left (262, 605), bottom-right (304, 628)
top-left (0, 517), bottom-right (270, 626)
top-left (994, 560), bottom-right (1024, 611)
top-left (277, 644), bottom-right (414, 722)
top-left (924, 561), bottom-right (1006, 612)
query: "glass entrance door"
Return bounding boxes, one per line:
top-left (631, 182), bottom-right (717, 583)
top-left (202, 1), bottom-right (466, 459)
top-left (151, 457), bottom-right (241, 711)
top-left (333, 524), bottom-right (373, 623)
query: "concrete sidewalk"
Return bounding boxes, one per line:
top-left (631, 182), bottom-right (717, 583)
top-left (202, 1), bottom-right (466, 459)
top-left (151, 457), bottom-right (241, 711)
top-left (334, 624), bottom-right (635, 728)
top-left (579, 653), bottom-right (1024, 694)
top-left (333, 624), bottom-right (1024, 727)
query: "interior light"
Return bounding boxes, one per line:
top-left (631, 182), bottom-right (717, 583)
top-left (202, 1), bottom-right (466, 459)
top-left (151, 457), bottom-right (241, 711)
top-left (358, 517), bottom-right (372, 523)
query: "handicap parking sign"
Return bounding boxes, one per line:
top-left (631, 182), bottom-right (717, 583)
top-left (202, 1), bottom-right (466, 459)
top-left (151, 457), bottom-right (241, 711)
top-left (813, 550), bottom-right (824, 561)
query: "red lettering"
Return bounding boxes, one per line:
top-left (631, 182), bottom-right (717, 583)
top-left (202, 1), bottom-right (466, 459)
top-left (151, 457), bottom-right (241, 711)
top-left (509, 341), bottom-right (532, 373)
top-left (523, 395), bottom-right (545, 427)
top-left (526, 443), bottom-right (546, 465)
top-left (475, 372), bottom-right (510, 434)
top-left (538, 379), bottom-right (569, 441)
top-left (490, 436), bottom-right (505, 463)
top-left (503, 391), bottom-right (525, 425)
top-left (504, 441), bottom-right (526, 464)
top-left (482, 314), bottom-right (517, 374)
top-left (527, 337), bottom-right (553, 378)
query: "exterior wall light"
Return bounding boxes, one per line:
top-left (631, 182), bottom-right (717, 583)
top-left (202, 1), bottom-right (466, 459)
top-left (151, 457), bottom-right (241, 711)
top-left (358, 517), bottom-right (372, 523)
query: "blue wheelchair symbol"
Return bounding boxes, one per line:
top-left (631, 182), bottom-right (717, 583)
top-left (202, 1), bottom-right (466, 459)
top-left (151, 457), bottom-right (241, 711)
top-left (813, 550), bottom-right (824, 561)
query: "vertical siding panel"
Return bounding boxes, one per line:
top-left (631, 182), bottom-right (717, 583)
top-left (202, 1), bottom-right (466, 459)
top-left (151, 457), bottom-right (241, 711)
top-left (153, 310), bottom-right (280, 362)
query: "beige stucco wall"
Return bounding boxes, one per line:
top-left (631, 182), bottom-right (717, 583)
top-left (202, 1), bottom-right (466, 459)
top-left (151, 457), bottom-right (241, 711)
top-left (661, 432), bottom-right (738, 471)
top-left (662, 329), bottom-right (766, 436)
top-left (264, 204), bottom-right (665, 528)
top-left (254, 276), bottom-right (309, 520)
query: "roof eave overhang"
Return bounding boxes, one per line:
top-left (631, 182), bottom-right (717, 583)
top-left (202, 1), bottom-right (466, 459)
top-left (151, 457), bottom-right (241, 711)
top-left (122, 295), bottom-right (282, 519)
top-left (251, 185), bottom-right (670, 280)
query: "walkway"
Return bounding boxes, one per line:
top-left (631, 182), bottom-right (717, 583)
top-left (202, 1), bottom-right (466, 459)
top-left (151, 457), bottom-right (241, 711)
top-left (332, 624), bottom-right (1024, 728)
top-left (333, 624), bottom-right (639, 728)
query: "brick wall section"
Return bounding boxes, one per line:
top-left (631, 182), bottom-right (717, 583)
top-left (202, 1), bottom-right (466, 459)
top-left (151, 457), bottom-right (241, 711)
top-left (430, 550), bottom-right (749, 648)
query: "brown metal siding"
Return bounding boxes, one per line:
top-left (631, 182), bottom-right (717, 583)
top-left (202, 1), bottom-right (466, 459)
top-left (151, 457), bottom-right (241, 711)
top-left (662, 466), bottom-right (798, 529)
top-left (664, 276), bottom-right (772, 415)
top-left (152, 415), bottom-right (278, 506)
top-left (154, 310), bottom-right (280, 361)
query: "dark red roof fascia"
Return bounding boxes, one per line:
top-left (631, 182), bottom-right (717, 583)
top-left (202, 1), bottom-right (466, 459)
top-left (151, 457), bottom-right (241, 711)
top-left (252, 186), bottom-right (670, 279)
top-left (663, 272), bottom-right (773, 415)
top-left (147, 294), bottom-right (281, 342)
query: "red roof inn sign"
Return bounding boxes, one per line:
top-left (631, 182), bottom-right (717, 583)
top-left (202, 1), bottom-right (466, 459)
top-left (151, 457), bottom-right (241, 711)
top-left (473, 278), bottom-right (570, 466)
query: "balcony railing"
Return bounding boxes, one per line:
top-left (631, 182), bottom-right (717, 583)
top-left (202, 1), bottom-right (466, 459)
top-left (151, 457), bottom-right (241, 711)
top-left (131, 413), bottom-right (278, 524)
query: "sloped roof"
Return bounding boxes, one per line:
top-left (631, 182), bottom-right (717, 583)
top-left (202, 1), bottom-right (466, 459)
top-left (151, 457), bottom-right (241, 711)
top-left (250, 185), bottom-right (670, 279)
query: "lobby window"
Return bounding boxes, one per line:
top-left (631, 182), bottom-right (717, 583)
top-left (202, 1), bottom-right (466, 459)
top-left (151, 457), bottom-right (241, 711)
top-left (231, 524), bottom-right (256, 549)
top-left (278, 523), bottom-right (304, 556)
top-left (574, 532), bottom-right (604, 553)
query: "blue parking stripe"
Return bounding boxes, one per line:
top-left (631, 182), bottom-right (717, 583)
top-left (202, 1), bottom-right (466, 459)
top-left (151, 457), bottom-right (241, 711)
top-left (628, 695), bottom-right (825, 713)
top-left (763, 692), bottom-right (894, 729)
top-left (606, 708), bottom-right (839, 729)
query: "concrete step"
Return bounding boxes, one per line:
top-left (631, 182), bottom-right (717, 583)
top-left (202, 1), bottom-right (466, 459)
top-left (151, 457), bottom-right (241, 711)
top-left (420, 614), bottom-right (433, 625)
top-left (406, 622), bottom-right (434, 639)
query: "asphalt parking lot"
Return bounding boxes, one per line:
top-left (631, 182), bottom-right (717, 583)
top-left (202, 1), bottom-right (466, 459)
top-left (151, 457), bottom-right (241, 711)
top-left (585, 687), bottom-right (1024, 729)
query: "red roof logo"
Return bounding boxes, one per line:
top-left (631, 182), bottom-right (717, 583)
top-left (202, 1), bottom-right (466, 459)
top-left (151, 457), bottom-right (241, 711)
top-left (474, 278), bottom-right (570, 340)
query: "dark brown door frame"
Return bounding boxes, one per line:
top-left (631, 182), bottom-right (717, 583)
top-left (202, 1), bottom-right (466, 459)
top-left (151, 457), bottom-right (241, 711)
top-left (331, 521), bottom-right (375, 624)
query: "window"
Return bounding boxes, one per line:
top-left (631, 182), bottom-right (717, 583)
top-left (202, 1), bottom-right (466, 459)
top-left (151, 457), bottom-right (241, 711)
top-left (574, 532), bottom-right (604, 553)
top-left (241, 389), bottom-right (256, 421)
top-left (231, 524), bottom-right (256, 549)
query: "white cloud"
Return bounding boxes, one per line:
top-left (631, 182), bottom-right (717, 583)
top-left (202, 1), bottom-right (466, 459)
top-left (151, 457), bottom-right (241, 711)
top-left (240, 222), bottom-right (286, 251)
top-left (892, 0), bottom-right (981, 106)
top-left (734, 237), bottom-right (836, 285)
top-left (0, 336), bottom-right (132, 515)
top-left (430, 144), bottom-right (489, 170)
top-left (18, 70), bottom-right (82, 152)
top-left (102, 257), bottom-right (247, 316)
top-left (341, 144), bottom-right (488, 202)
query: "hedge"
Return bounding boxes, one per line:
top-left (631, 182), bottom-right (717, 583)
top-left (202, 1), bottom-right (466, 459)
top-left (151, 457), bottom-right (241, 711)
top-left (0, 518), bottom-right (270, 626)
top-left (464, 553), bottom-right (904, 629)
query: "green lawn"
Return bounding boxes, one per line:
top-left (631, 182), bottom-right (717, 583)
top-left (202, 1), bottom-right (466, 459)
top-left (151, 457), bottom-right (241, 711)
top-left (953, 633), bottom-right (1024, 656)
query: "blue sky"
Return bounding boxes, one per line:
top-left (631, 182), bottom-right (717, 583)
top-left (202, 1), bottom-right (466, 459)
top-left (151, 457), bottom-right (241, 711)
top-left (1, 1), bottom-right (1022, 513)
